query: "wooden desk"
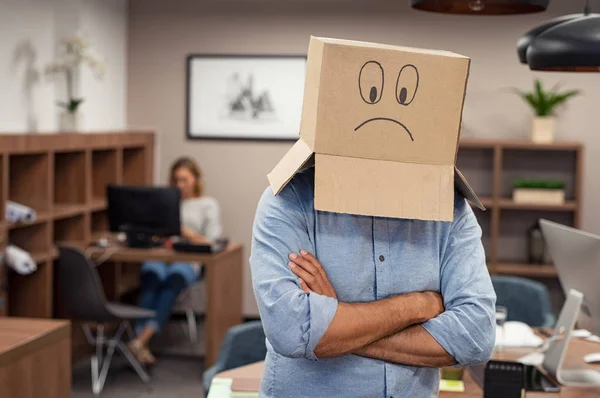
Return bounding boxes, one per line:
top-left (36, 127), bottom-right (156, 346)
top-left (88, 243), bottom-right (243, 368)
top-left (0, 317), bottom-right (71, 398)
top-left (213, 339), bottom-right (600, 397)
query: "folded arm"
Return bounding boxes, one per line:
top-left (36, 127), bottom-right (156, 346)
top-left (353, 325), bottom-right (454, 367)
top-left (250, 186), bottom-right (441, 360)
top-left (291, 195), bottom-right (496, 367)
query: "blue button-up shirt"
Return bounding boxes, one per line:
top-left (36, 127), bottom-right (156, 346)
top-left (250, 167), bottom-right (496, 398)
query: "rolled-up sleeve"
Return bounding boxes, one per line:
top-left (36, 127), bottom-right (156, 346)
top-left (250, 186), bottom-right (338, 360)
top-left (422, 197), bottom-right (497, 366)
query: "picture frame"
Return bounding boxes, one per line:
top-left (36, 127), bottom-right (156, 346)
top-left (186, 54), bottom-right (307, 141)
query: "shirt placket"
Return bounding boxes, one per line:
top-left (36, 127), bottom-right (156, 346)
top-left (372, 216), bottom-right (390, 300)
top-left (373, 217), bottom-right (393, 397)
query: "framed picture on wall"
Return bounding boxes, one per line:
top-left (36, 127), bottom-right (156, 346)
top-left (186, 54), bottom-right (307, 141)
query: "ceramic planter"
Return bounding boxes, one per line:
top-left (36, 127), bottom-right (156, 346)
top-left (531, 116), bottom-right (556, 143)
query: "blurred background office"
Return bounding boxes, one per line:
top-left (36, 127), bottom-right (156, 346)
top-left (1, 0), bottom-right (600, 397)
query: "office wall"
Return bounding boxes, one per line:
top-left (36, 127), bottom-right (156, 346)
top-left (128, 0), bottom-right (600, 316)
top-left (0, 0), bottom-right (127, 133)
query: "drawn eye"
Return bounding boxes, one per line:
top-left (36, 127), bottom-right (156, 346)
top-left (359, 61), bottom-right (384, 104)
top-left (395, 64), bottom-right (419, 106)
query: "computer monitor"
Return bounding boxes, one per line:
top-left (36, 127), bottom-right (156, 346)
top-left (107, 185), bottom-right (181, 248)
top-left (539, 219), bottom-right (600, 335)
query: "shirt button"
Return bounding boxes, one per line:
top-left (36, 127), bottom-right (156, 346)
top-left (379, 255), bottom-right (385, 262)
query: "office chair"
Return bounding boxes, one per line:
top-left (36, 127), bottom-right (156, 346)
top-left (56, 245), bottom-right (156, 395)
top-left (176, 284), bottom-right (200, 343)
top-left (175, 266), bottom-right (206, 344)
top-left (203, 321), bottom-right (267, 395)
top-left (491, 275), bottom-right (556, 327)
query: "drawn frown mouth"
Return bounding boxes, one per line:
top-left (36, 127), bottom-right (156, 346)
top-left (354, 118), bottom-right (414, 142)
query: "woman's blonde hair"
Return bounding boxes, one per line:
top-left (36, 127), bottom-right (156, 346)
top-left (170, 157), bottom-right (203, 197)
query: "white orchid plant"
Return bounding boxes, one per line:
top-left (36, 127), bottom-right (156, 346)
top-left (45, 35), bottom-right (105, 114)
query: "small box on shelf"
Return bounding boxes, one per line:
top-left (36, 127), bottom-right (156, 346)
top-left (513, 188), bottom-right (565, 205)
top-left (512, 178), bottom-right (566, 206)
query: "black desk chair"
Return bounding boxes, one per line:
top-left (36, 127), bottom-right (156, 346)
top-left (56, 245), bottom-right (155, 395)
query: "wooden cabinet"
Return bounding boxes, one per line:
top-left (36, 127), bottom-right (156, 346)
top-left (0, 133), bottom-right (154, 318)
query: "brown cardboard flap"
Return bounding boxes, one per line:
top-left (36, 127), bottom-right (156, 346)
top-left (315, 154), bottom-right (455, 221)
top-left (454, 167), bottom-right (485, 210)
top-left (268, 139), bottom-right (314, 195)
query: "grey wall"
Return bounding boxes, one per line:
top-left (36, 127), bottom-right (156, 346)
top-left (128, 0), bottom-right (600, 315)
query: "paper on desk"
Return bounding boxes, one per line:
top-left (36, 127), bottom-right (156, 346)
top-left (571, 329), bottom-right (592, 338)
top-left (518, 352), bottom-right (545, 366)
top-left (496, 322), bottom-right (543, 348)
top-left (439, 379), bottom-right (465, 392)
top-left (586, 335), bottom-right (600, 343)
top-left (207, 378), bottom-right (233, 398)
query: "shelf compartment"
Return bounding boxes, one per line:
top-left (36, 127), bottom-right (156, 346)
top-left (8, 222), bottom-right (50, 255)
top-left (122, 147), bottom-right (147, 185)
top-left (54, 151), bottom-right (86, 205)
top-left (497, 210), bottom-right (572, 266)
top-left (92, 149), bottom-right (119, 201)
top-left (493, 262), bottom-right (557, 278)
top-left (9, 153), bottom-right (51, 213)
top-left (54, 214), bottom-right (86, 245)
top-left (9, 260), bottom-right (54, 317)
top-left (500, 149), bottom-right (576, 199)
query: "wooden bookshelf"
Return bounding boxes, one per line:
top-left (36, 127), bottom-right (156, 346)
top-left (458, 138), bottom-right (583, 279)
top-left (0, 132), bottom-right (154, 318)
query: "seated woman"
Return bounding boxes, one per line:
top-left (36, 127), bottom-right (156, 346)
top-left (128, 157), bottom-right (222, 365)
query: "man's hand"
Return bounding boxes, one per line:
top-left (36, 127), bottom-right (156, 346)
top-left (288, 251), bottom-right (445, 322)
top-left (288, 250), bottom-right (337, 299)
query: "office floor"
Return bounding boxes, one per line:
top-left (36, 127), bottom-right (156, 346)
top-left (72, 319), bottom-right (207, 398)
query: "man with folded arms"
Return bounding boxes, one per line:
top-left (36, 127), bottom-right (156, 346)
top-left (250, 37), bottom-right (496, 398)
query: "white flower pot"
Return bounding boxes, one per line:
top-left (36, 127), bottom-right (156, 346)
top-left (531, 116), bottom-right (556, 143)
top-left (59, 112), bottom-right (81, 132)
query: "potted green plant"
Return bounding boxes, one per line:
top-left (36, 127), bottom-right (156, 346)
top-left (512, 178), bottom-right (565, 205)
top-left (515, 80), bottom-right (579, 143)
top-left (45, 35), bottom-right (105, 132)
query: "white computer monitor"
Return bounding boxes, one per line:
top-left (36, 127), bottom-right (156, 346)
top-left (539, 219), bottom-right (600, 336)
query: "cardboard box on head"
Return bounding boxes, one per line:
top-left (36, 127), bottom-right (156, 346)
top-left (268, 36), bottom-right (484, 222)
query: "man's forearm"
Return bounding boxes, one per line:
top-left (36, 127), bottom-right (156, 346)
top-left (354, 325), bottom-right (455, 367)
top-left (314, 293), bottom-right (435, 358)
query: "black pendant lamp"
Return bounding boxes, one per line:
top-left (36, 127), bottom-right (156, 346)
top-left (519, 1), bottom-right (600, 72)
top-left (410, 0), bottom-right (549, 15)
top-left (517, 14), bottom-right (581, 63)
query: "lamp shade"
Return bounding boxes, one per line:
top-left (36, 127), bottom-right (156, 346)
top-left (526, 14), bottom-right (600, 72)
top-left (410, 0), bottom-right (549, 15)
top-left (517, 14), bottom-right (581, 63)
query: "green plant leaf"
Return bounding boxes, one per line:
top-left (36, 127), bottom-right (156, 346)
top-left (546, 90), bottom-right (579, 115)
top-left (67, 98), bottom-right (84, 113)
top-left (514, 80), bottom-right (579, 117)
top-left (513, 179), bottom-right (565, 189)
